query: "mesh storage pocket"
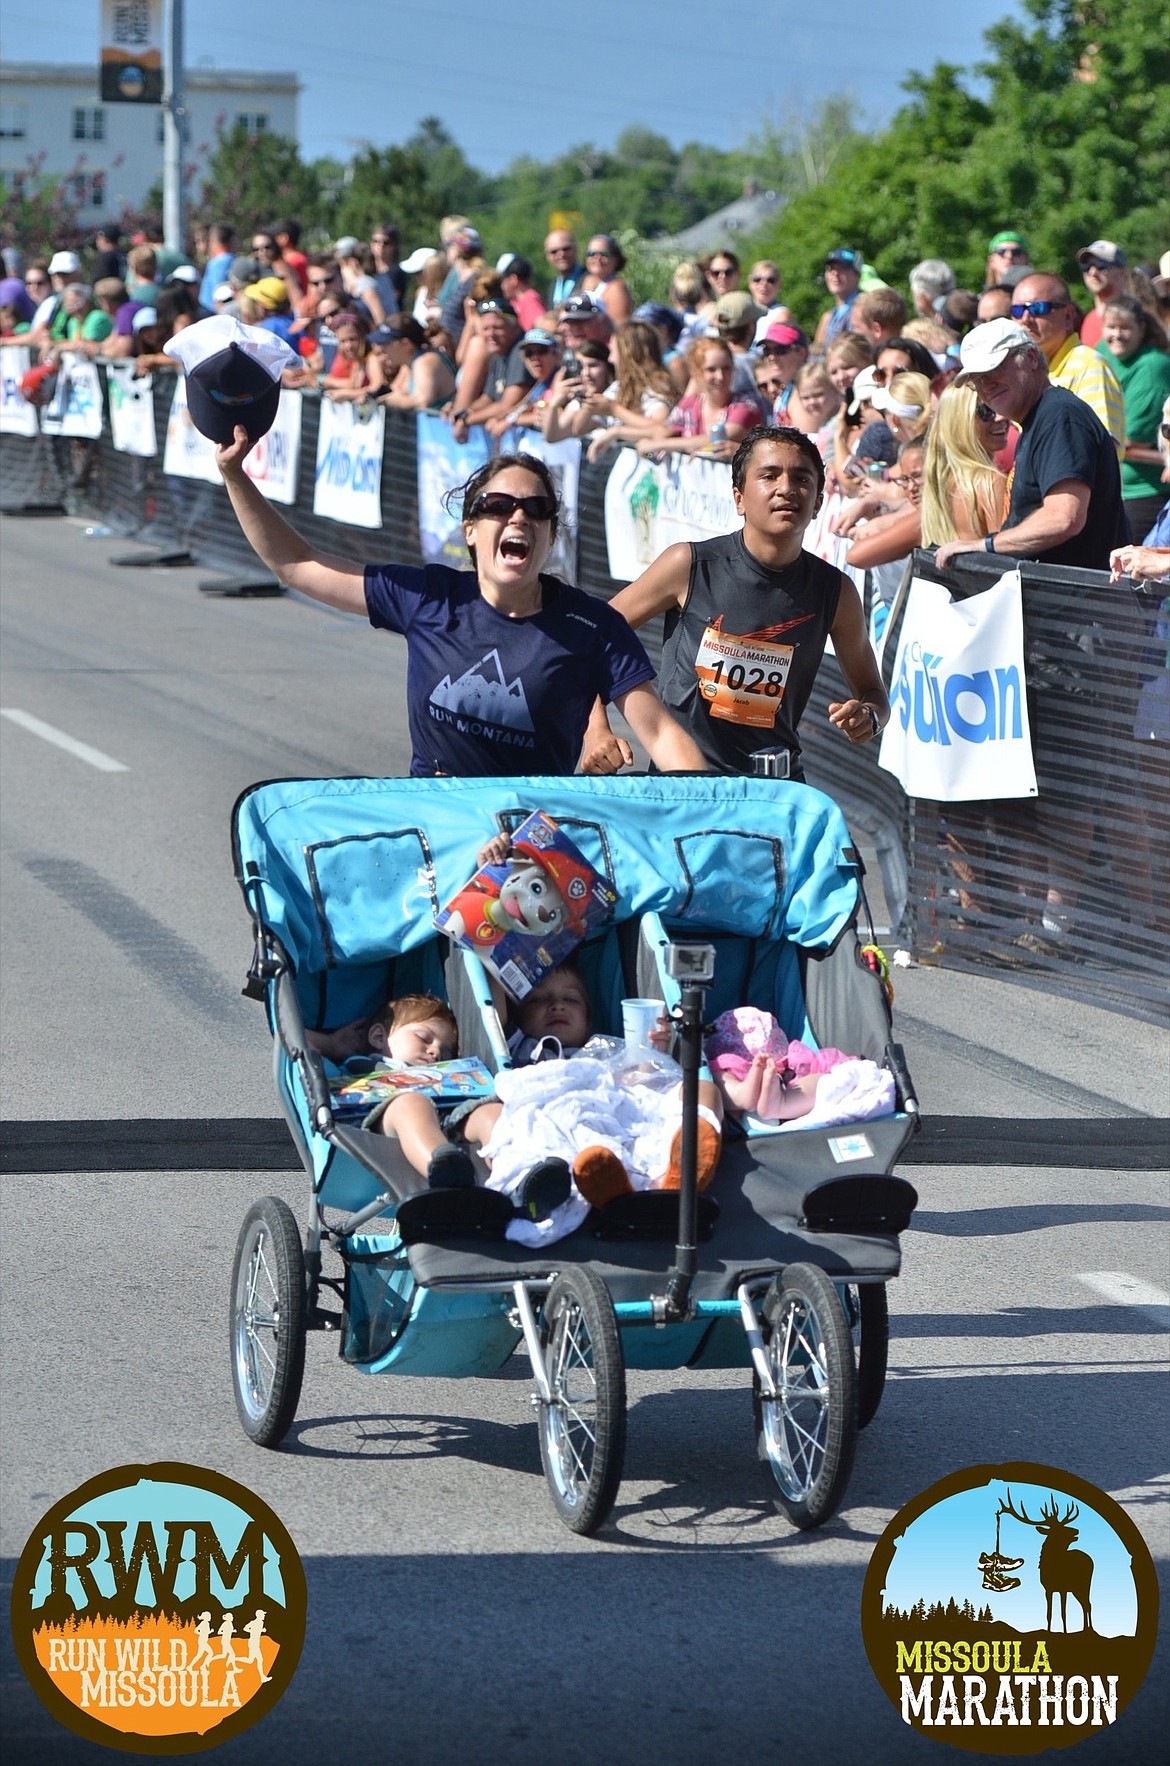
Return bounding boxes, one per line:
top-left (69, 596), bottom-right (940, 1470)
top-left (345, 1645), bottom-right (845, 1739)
top-left (342, 1233), bottom-right (416, 1364)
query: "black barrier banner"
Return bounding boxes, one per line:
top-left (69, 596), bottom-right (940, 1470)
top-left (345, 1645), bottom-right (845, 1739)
top-left (1, 375), bottom-right (1164, 1022)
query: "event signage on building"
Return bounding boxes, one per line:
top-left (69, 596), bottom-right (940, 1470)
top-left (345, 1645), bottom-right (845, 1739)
top-left (162, 375), bottom-right (222, 483)
top-left (100, 0), bottom-right (164, 103)
top-left (106, 362), bottom-right (158, 457)
top-left (313, 399), bottom-right (385, 529)
top-left (500, 429), bottom-right (581, 581)
top-left (416, 411), bottom-right (490, 565)
top-left (39, 358), bottom-right (105, 440)
top-left (242, 390), bottom-right (302, 506)
top-left (603, 447), bottom-right (742, 582)
top-left (0, 345), bottom-right (39, 439)
top-left (878, 570), bottom-right (1038, 801)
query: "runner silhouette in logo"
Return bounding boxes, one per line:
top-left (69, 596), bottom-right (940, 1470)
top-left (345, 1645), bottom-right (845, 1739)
top-left (243, 1610), bottom-right (272, 1682)
top-left (190, 1612), bottom-right (215, 1670)
top-left (217, 1611), bottom-right (237, 1660)
top-left (998, 1490), bottom-right (1096, 1632)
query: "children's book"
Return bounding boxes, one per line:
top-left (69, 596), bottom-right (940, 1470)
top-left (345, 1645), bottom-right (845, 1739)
top-left (434, 810), bottom-right (618, 1000)
top-left (329, 1057), bottom-right (495, 1120)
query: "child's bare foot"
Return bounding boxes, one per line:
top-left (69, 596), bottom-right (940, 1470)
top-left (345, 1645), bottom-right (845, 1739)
top-left (756, 1056), bottom-right (788, 1121)
top-left (719, 1053), bottom-right (768, 1114)
top-left (572, 1146), bottom-right (633, 1209)
top-left (655, 1117), bottom-right (721, 1192)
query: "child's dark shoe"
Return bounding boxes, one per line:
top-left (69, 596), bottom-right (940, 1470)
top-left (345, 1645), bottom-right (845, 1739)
top-left (572, 1145), bottom-right (634, 1209)
top-left (426, 1145), bottom-right (476, 1189)
top-left (517, 1157), bottom-right (572, 1221)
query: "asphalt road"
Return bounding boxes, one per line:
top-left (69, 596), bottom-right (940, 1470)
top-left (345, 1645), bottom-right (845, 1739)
top-left (1, 514), bottom-right (1167, 1765)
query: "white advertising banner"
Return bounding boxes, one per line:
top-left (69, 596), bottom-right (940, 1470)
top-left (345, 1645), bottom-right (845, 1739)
top-left (603, 447), bottom-right (740, 582)
top-left (313, 398), bottom-right (384, 529)
top-left (0, 345), bottom-right (38, 437)
top-left (417, 411), bottom-right (490, 565)
top-left (39, 357), bottom-right (104, 438)
top-left (106, 362), bottom-right (157, 456)
top-left (243, 388), bottom-right (302, 505)
top-left (879, 569), bottom-right (1037, 801)
top-left (501, 428), bottom-right (580, 580)
top-left (163, 375), bottom-right (221, 482)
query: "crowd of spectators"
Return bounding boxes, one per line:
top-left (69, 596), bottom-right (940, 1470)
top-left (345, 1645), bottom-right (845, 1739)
top-left (3, 217), bottom-right (1168, 560)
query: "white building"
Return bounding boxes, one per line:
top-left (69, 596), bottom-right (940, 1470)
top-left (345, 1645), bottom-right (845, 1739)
top-left (0, 62), bottom-right (300, 220)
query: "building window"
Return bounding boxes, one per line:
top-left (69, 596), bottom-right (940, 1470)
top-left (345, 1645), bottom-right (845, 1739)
top-left (70, 172), bottom-right (106, 210)
top-left (0, 102), bottom-right (28, 139)
top-left (72, 107), bottom-right (106, 142)
top-left (236, 112), bottom-right (269, 134)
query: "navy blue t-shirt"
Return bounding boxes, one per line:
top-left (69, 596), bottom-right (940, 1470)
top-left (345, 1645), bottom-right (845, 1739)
top-left (364, 563), bottom-right (655, 776)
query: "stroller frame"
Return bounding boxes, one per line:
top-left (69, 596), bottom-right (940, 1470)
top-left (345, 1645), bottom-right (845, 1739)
top-left (230, 773), bottom-right (920, 1535)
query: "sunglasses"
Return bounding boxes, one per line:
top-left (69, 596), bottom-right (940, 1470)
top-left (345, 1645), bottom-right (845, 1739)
top-left (891, 471), bottom-right (924, 488)
top-left (1011, 300), bottom-right (1066, 319)
top-left (975, 401), bottom-right (999, 422)
top-left (760, 343), bottom-right (795, 357)
top-left (469, 492), bottom-right (556, 522)
top-left (252, 242), bottom-right (276, 252)
top-left (586, 248), bottom-right (613, 259)
top-left (871, 366), bottom-right (890, 383)
top-left (1081, 259), bottom-right (1113, 273)
top-left (993, 246), bottom-right (1028, 259)
top-left (708, 265), bottom-right (736, 277)
top-left (750, 273), bottom-right (778, 284)
top-left (308, 276), bottom-right (335, 287)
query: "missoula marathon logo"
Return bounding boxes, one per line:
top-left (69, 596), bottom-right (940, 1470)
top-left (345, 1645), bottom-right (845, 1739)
top-left (861, 1463), bottom-right (1158, 1755)
top-left (10, 1461), bottom-right (306, 1755)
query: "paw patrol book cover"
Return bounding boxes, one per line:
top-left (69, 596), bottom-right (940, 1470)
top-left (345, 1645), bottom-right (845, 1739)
top-left (329, 1057), bottom-right (496, 1119)
top-left (435, 811), bottom-right (618, 999)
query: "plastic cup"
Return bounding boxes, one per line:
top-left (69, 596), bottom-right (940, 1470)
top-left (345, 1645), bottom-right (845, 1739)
top-left (621, 998), bottom-right (662, 1054)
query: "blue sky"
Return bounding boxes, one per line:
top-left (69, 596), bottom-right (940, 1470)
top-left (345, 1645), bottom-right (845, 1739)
top-left (1, 0), bottom-right (1022, 171)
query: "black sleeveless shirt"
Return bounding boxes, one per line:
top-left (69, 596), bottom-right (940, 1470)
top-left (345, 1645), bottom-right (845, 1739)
top-left (657, 529), bottom-right (844, 774)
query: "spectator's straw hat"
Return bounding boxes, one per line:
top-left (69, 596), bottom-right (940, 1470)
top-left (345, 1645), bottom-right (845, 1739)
top-left (164, 314), bottom-right (297, 445)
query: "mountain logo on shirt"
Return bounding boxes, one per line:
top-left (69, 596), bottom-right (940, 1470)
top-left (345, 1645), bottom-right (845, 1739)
top-left (430, 649), bottom-right (535, 731)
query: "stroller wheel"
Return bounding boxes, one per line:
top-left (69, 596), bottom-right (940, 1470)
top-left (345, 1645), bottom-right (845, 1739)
top-left (537, 1268), bottom-right (626, 1535)
top-left (231, 1197), bottom-right (307, 1447)
top-left (755, 1263), bottom-right (857, 1530)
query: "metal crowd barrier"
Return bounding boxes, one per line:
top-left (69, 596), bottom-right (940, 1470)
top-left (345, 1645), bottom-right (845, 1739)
top-left (1, 368), bottom-right (1165, 1022)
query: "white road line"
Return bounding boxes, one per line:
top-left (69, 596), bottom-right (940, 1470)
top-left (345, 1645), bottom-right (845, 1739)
top-left (1078, 1271), bottom-right (1170, 1328)
top-left (0, 708), bottom-right (129, 773)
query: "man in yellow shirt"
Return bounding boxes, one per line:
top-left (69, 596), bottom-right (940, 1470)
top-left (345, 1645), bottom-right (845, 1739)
top-left (1009, 271), bottom-right (1125, 455)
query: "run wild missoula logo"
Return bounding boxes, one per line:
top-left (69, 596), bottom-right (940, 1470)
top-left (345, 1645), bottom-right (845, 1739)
top-left (10, 1462), bottom-right (306, 1754)
top-left (861, 1463), bottom-right (1158, 1755)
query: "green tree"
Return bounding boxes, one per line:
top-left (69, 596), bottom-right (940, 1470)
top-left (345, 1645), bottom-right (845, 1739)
top-left (740, 0), bottom-right (1169, 332)
top-left (327, 119), bottom-right (492, 247)
top-left (191, 123), bottom-right (321, 242)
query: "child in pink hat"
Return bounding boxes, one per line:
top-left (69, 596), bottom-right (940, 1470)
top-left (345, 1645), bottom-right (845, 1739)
top-left (704, 1006), bottom-right (853, 1123)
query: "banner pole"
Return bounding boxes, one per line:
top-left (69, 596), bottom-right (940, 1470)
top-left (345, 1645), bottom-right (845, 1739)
top-left (162, 0), bottom-right (185, 253)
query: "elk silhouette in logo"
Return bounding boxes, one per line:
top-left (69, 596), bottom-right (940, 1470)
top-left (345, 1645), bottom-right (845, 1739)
top-left (999, 1491), bottom-right (1095, 1633)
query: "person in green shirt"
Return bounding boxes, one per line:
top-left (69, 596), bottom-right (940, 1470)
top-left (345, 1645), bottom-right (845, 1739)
top-left (1097, 294), bottom-right (1170, 542)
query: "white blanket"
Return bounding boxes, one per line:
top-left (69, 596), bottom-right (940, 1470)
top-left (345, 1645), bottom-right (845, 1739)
top-left (481, 1055), bottom-right (686, 1248)
top-left (746, 1058), bottom-right (896, 1135)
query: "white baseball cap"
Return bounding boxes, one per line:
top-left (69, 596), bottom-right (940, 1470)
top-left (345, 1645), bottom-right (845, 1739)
top-left (48, 250), bottom-right (81, 275)
top-left (400, 246), bottom-right (437, 274)
top-left (956, 318), bottom-right (1034, 380)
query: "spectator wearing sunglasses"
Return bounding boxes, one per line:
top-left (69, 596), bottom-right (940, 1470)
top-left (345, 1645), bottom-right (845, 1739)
top-left (448, 299), bottom-right (532, 441)
top-left (934, 318), bottom-right (1126, 572)
top-left (1011, 272), bottom-right (1125, 454)
top-left (760, 321), bottom-right (812, 420)
top-left (921, 384), bottom-right (1008, 545)
top-left (746, 261), bottom-right (791, 325)
top-left (696, 251), bottom-right (740, 326)
top-left (814, 248), bottom-right (864, 350)
top-left (984, 230), bottom-right (1031, 291)
top-left (544, 229), bottom-right (587, 308)
top-left (1076, 241), bottom-right (1130, 348)
top-left (214, 445), bottom-right (705, 778)
top-left (581, 235), bottom-right (633, 325)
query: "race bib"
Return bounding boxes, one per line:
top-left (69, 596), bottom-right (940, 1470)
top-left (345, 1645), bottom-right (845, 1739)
top-left (694, 625), bottom-right (794, 728)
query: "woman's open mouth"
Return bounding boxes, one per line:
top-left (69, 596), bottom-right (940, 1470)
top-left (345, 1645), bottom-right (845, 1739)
top-left (499, 533), bottom-right (531, 563)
